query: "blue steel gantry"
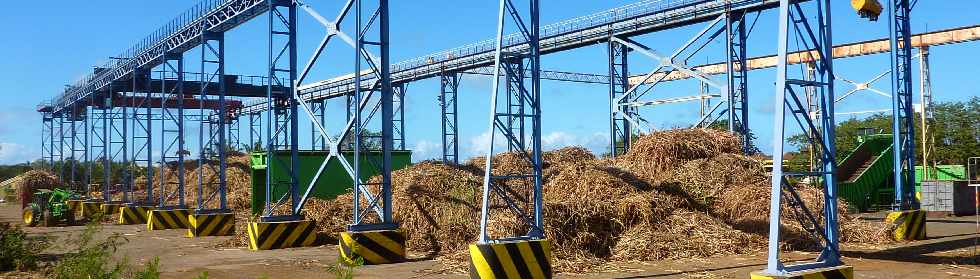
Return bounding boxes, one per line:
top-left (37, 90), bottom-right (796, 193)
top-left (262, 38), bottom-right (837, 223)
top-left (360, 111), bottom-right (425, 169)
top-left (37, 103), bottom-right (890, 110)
top-left (761, 0), bottom-right (842, 275)
top-left (888, 0), bottom-right (917, 210)
top-left (478, 0), bottom-right (544, 243)
top-left (41, 0), bottom-right (955, 276)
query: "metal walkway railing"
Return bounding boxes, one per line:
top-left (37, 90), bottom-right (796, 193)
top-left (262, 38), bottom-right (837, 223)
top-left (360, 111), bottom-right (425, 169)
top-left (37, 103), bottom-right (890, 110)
top-left (238, 0), bottom-right (783, 114)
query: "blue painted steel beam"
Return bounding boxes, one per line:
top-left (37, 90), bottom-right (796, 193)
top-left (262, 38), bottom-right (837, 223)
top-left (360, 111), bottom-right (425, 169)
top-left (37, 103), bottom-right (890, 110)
top-left (50, 0), bottom-right (270, 115)
top-left (160, 53), bottom-right (187, 209)
top-left (440, 72), bottom-right (460, 165)
top-left (310, 100), bottom-right (326, 150)
top-left (726, 11), bottom-right (751, 154)
top-left (261, 0), bottom-right (300, 221)
top-left (197, 30), bottom-right (229, 213)
top-left (764, 0), bottom-right (841, 275)
top-left (348, 0), bottom-right (397, 232)
top-left (132, 68), bottom-right (154, 205)
top-left (41, 113), bottom-right (53, 172)
top-left (478, 0), bottom-right (544, 244)
top-left (608, 39), bottom-right (632, 158)
top-left (889, 0), bottom-right (917, 210)
top-left (238, 0), bottom-right (790, 115)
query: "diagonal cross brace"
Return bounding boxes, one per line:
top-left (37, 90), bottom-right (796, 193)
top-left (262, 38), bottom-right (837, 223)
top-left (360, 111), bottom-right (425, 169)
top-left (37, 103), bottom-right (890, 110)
top-left (287, 0), bottom-right (386, 217)
top-left (609, 15), bottom-right (730, 133)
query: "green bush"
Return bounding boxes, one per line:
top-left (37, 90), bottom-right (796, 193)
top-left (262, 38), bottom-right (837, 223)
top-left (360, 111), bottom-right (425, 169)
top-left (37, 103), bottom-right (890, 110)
top-left (0, 222), bottom-right (48, 271)
top-left (52, 219), bottom-right (161, 279)
top-left (326, 256), bottom-right (362, 279)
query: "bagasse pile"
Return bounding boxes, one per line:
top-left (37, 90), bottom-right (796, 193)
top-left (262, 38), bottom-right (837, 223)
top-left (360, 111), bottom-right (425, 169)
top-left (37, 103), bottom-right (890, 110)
top-left (14, 170), bottom-right (62, 202)
top-left (133, 153), bottom-right (252, 209)
top-left (223, 128), bottom-right (891, 273)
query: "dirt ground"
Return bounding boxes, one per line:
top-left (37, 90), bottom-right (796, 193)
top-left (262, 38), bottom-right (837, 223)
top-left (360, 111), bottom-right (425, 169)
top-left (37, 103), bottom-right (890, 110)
top-left (1, 203), bottom-right (978, 279)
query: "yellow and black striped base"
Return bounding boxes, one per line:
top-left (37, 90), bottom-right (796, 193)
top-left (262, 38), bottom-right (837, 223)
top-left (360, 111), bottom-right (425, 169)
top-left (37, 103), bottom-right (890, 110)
top-left (246, 220), bottom-right (317, 250)
top-left (751, 265), bottom-right (853, 279)
top-left (885, 209), bottom-right (926, 241)
top-left (66, 200), bottom-right (85, 215)
top-left (147, 209), bottom-right (191, 230)
top-left (99, 204), bottom-right (122, 220)
top-left (80, 201), bottom-right (103, 219)
top-left (118, 206), bottom-right (153, 225)
top-left (468, 239), bottom-right (552, 279)
top-left (339, 230), bottom-right (406, 265)
top-left (187, 213), bottom-right (235, 237)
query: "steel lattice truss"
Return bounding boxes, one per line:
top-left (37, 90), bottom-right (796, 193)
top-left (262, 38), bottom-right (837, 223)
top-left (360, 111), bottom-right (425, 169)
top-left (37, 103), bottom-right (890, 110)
top-left (889, 0), bottom-right (918, 210)
top-left (478, 0), bottom-right (544, 243)
top-left (237, 0), bottom-right (785, 114)
top-left (51, 0), bottom-right (269, 114)
top-left (764, 0), bottom-right (841, 275)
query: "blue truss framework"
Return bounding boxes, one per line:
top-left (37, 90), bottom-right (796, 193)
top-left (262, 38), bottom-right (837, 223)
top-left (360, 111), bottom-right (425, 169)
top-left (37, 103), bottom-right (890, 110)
top-left (764, 0), bottom-right (841, 275)
top-left (131, 69), bottom-right (155, 205)
top-left (196, 30), bottom-right (230, 213)
top-left (608, 40), bottom-right (634, 158)
top-left (478, 0), bottom-right (544, 244)
top-left (236, 0), bottom-right (787, 115)
top-left (48, 0), bottom-right (269, 115)
top-left (726, 10), bottom-right (752, 154)
top-left (41, 112), bottom-right (53, 172)
top-left (158, 54), bottom-right (187, 209)
top-left (260, 0), bottom-right (299, 221)
top-left (88, 94), bottom-right (104, 197)
top-left (889, 0), bottom-right (917, 210)
top-left (610, 9), bottom-right (754, 152)
top-left (440, 72), bottom-right (461, 165)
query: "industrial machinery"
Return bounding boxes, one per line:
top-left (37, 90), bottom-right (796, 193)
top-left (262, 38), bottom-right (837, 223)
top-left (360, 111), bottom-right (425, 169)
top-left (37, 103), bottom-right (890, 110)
top-left (22, 188), bottom-right (79, 227)
top-left (852, 0), bottom-right (883, 21)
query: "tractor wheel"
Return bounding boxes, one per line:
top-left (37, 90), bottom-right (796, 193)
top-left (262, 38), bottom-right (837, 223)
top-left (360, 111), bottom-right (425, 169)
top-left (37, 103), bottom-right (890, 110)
top-left (66, 206), bottom-right (77, 226)
top-left (42, 209), bottom-right (54, 227)
top-left (22, 207), bottom-right (38, 227)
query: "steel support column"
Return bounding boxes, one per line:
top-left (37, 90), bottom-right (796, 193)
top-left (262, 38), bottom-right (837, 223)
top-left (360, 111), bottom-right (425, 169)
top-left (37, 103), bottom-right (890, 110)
top-left (608, 39), bottom-right (632, 158)
top-left (88, 94), bottom-right (105, 197)
top-left (394, 83), bottom-right (406, 150)
top-left (132, 68), bottom-right (154, 204)
top-left (478, 0), bottom-right (543, 243)
top-left (249, 112), bottom-right (262, 151)
top-left (262, 0), bottom-right (299, 220)
top-left (726, 11), bottom-right (751, 154)
top-left (440, 72), bottom-right (460, 165)
top-left (889, 0), bottom-right (917, 210)
top-left (348, 0), bottom-right (396, 231)
top-left (197, 30), bottom-right (228, 213)
top-left (764, 0), bottom-right (840, 274)
top-left (918, 47), bottom-right (935, 180)
top-left (310, 100), bottom-right (326, 150)
top-left (70, 104), bottom-right (89, 193)
top-left (110, 81), bottom-right (130, 203)
top-left (159, 53), bottom-right (187, 208)
top-left (503, 57), bottom-right (526, 153)
top-left (56, 114), bottom-right (65, 182)
top-left (41, 113), bottom-right (53, 171)
top-left (228, 116), bottom-right (241, 152)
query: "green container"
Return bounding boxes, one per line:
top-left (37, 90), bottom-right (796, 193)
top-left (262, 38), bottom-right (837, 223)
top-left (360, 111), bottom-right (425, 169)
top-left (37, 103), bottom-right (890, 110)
top-left (250, 150), bottom-right (412, 215)
top-left (914, 164), bottom-right (966, 195)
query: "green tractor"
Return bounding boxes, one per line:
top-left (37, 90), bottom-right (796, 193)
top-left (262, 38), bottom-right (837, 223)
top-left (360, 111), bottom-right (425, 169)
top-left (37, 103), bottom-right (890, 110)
top-left (22, 188), bottom-right (80, 227)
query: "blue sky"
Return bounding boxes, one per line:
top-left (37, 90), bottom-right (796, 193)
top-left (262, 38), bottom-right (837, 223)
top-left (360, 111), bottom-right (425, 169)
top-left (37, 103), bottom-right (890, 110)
top-left (0, 1), bottom-right (978, 164)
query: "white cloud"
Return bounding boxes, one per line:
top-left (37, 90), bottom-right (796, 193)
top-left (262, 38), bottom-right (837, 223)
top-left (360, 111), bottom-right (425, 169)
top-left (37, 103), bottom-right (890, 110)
top-left (410, 139), bottom-right (439, 162)
top-left (0, 142), bottom-right (37, 165)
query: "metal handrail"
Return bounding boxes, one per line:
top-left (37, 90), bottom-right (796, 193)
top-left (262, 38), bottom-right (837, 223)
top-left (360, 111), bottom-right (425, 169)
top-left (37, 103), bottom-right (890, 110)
top-left (55, 0), bottom-right (238, 108)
